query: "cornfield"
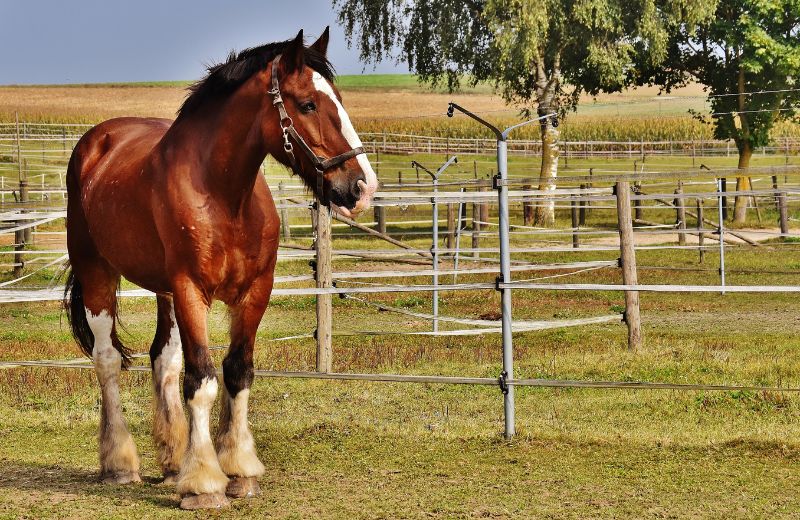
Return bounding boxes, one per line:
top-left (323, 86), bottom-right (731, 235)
top-left (355, 115), bottom-right (800, 142)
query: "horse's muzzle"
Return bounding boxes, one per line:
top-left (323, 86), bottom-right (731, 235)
top-left (330, 174), bottom-right (377, 218)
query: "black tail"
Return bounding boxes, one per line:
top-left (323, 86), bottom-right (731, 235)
top-left (63, 270), bottom-right (132, 368)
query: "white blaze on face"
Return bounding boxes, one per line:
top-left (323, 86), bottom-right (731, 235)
top-left (311, 71), bottom-right (378, 216)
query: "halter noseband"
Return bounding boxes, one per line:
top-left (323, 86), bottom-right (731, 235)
top-left (268, 54), bottom-right (365, 178)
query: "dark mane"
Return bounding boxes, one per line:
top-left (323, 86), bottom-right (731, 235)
top-left (177, 38), bottom-right (335, 117)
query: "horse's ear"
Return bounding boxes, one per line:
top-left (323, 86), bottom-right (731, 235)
top-left (284, 29), bottom-right (305, 72)
top-left (310, 27), bottom-right (329, 56)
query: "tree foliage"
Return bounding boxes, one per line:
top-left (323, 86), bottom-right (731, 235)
top-left (334, 0), bottom-right (717, 225)
top-left (633, 0), bottom-right (800, 222)
top-left (333, 0), bottom-right (713, 115)
top-left (634, 0), bottom-right (800, 153)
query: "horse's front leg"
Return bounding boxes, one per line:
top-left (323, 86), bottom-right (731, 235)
top-left (171, 276), bottom-right (229, 510)
top-left (216, 280), bottom-right (271, 498)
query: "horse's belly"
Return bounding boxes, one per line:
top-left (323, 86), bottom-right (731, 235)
top-left (83, 170), bottom-right (171, 292)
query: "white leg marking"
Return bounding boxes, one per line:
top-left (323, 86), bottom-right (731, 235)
top-left (312, 71), bottom-right (379, 212)
top-left (155, 306), bottom-right (183, 381)
top-left (217, 388), bottom-right (266, 477)
top-left (152, 304), bottom-right (188, 478)
top-left (86, 308), bottom-right (140, 479)
top-left (177, 377), bottom-right (229, 495)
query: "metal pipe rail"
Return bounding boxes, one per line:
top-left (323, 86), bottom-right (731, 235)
top-left (3, 360), bottom-right (800, 395)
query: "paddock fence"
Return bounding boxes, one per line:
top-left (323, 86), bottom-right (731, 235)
top-left (2, 118), bottom-right (800, 437)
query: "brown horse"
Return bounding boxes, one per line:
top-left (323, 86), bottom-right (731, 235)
top-left (63, 28), bottom-right (377, 509)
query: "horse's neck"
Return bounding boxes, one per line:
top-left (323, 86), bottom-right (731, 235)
top-left (168, 89), bottom-right (270, 213)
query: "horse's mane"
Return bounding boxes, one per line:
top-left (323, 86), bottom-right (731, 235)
top-left (177, 38), bottom-right (335, 117)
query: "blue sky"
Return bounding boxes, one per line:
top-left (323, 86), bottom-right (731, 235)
top-left (0, 0), bottom-right (408, 85)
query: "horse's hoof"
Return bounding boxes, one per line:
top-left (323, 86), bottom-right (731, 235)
top-left (100, 471), bottom-right (142, 485)
top-left (226, 476), bottom-right (261, 498)
top-left (180, 492), bottom-right (230, 510)
top-left (159, 472), bottom-right (179, 485)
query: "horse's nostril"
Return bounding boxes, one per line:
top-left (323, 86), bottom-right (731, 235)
top-left (355, 179), bottom-right (368, 198)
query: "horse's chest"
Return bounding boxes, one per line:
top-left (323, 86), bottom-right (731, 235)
top-left (191, 225), bottom-right (274, 301)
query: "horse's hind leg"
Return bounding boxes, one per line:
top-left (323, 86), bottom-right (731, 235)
top-left (78, 262), bottom-right (141, 484)
top-left (216, 283), bottom-right (270, 498)
top-left (150, 294), bottom-right (188, 484)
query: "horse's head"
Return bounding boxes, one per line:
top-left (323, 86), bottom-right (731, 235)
top-left (266, 29), bottom-right (378, 218)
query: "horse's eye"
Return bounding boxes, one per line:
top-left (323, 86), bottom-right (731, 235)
top-left (300, 101), bottom-right (317, 114)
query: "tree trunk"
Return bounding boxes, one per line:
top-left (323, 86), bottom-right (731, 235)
top-left (532, 118), bottom-right (559, 226)
top-left (733, 141), bottom-right (752, 224)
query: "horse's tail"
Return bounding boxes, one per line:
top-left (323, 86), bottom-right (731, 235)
top-left (63, 270), bottom-right (132, 369)
top-left (63, 270), bottom-right (94, 361)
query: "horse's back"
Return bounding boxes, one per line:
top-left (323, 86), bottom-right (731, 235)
top-left (69, 117), bottom-right (171, 183)
top-left (67, 117), bottom-right (175, 291)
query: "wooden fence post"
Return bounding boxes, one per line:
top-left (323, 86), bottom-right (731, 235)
top-left (472, 187), bottom-right (482, 257)
top-left (578, 184), bottom-right (587, 226)
top-left (314, 202), bottom-right (333, 373)
top-left (772, 172), bottom-right (781, 211)
top-left (571, 195), bottom-right (580, 248)
top-left (778, 192), bottom-right (789, 241)
top-left (721, 178), bottom-right (728, 221)
top-left (697, 198), bottom-right (705, 264)
top-left (374, 205), bottom-right (386, 234)
top-left (278, 181), bottom-right (291, 241)
top-left (479, 180), bottom-right (489, 255)
top-left (14, 168), bottom-right (29, 277)
top-left (20, 175), bottom-right (30, 245)
top-left (633, 181), bottom-right (643, 222)
top-left (616, 181), bottom-right (642, 351)
top-left (446, 203), bottom-right (456, 252)
top-left (675, 183), bottom-right (686, 246)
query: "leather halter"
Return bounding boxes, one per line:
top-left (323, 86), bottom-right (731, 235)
top-left (267, 54), bottom-right (365, 179)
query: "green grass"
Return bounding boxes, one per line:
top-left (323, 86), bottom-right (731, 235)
top-left (335, 74), bottom-right (495, 94)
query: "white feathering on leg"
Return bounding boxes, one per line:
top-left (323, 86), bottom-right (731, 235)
top-left (87, 308), bottom-right (140, 479)
top-left (177, 377), bottom-right (229, 495)
top-left (152, 304), bottom-right (188, 479)
top-left (216, 388), bottom-right (266, 477)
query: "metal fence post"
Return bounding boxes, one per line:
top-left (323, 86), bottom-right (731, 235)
top-left (496, 137), bottom-right (515, 439)
top-left (432, 176), bottom-right (439, 333)
top-left (447, 102), bottom-right (553, 440)
top-left (413, 156), bottom-right (458, 334)
top-left (717, 179), bottom-right (726, 294)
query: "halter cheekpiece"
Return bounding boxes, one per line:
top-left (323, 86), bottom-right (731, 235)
top-left (268, 54), bottom-right (365, 178)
